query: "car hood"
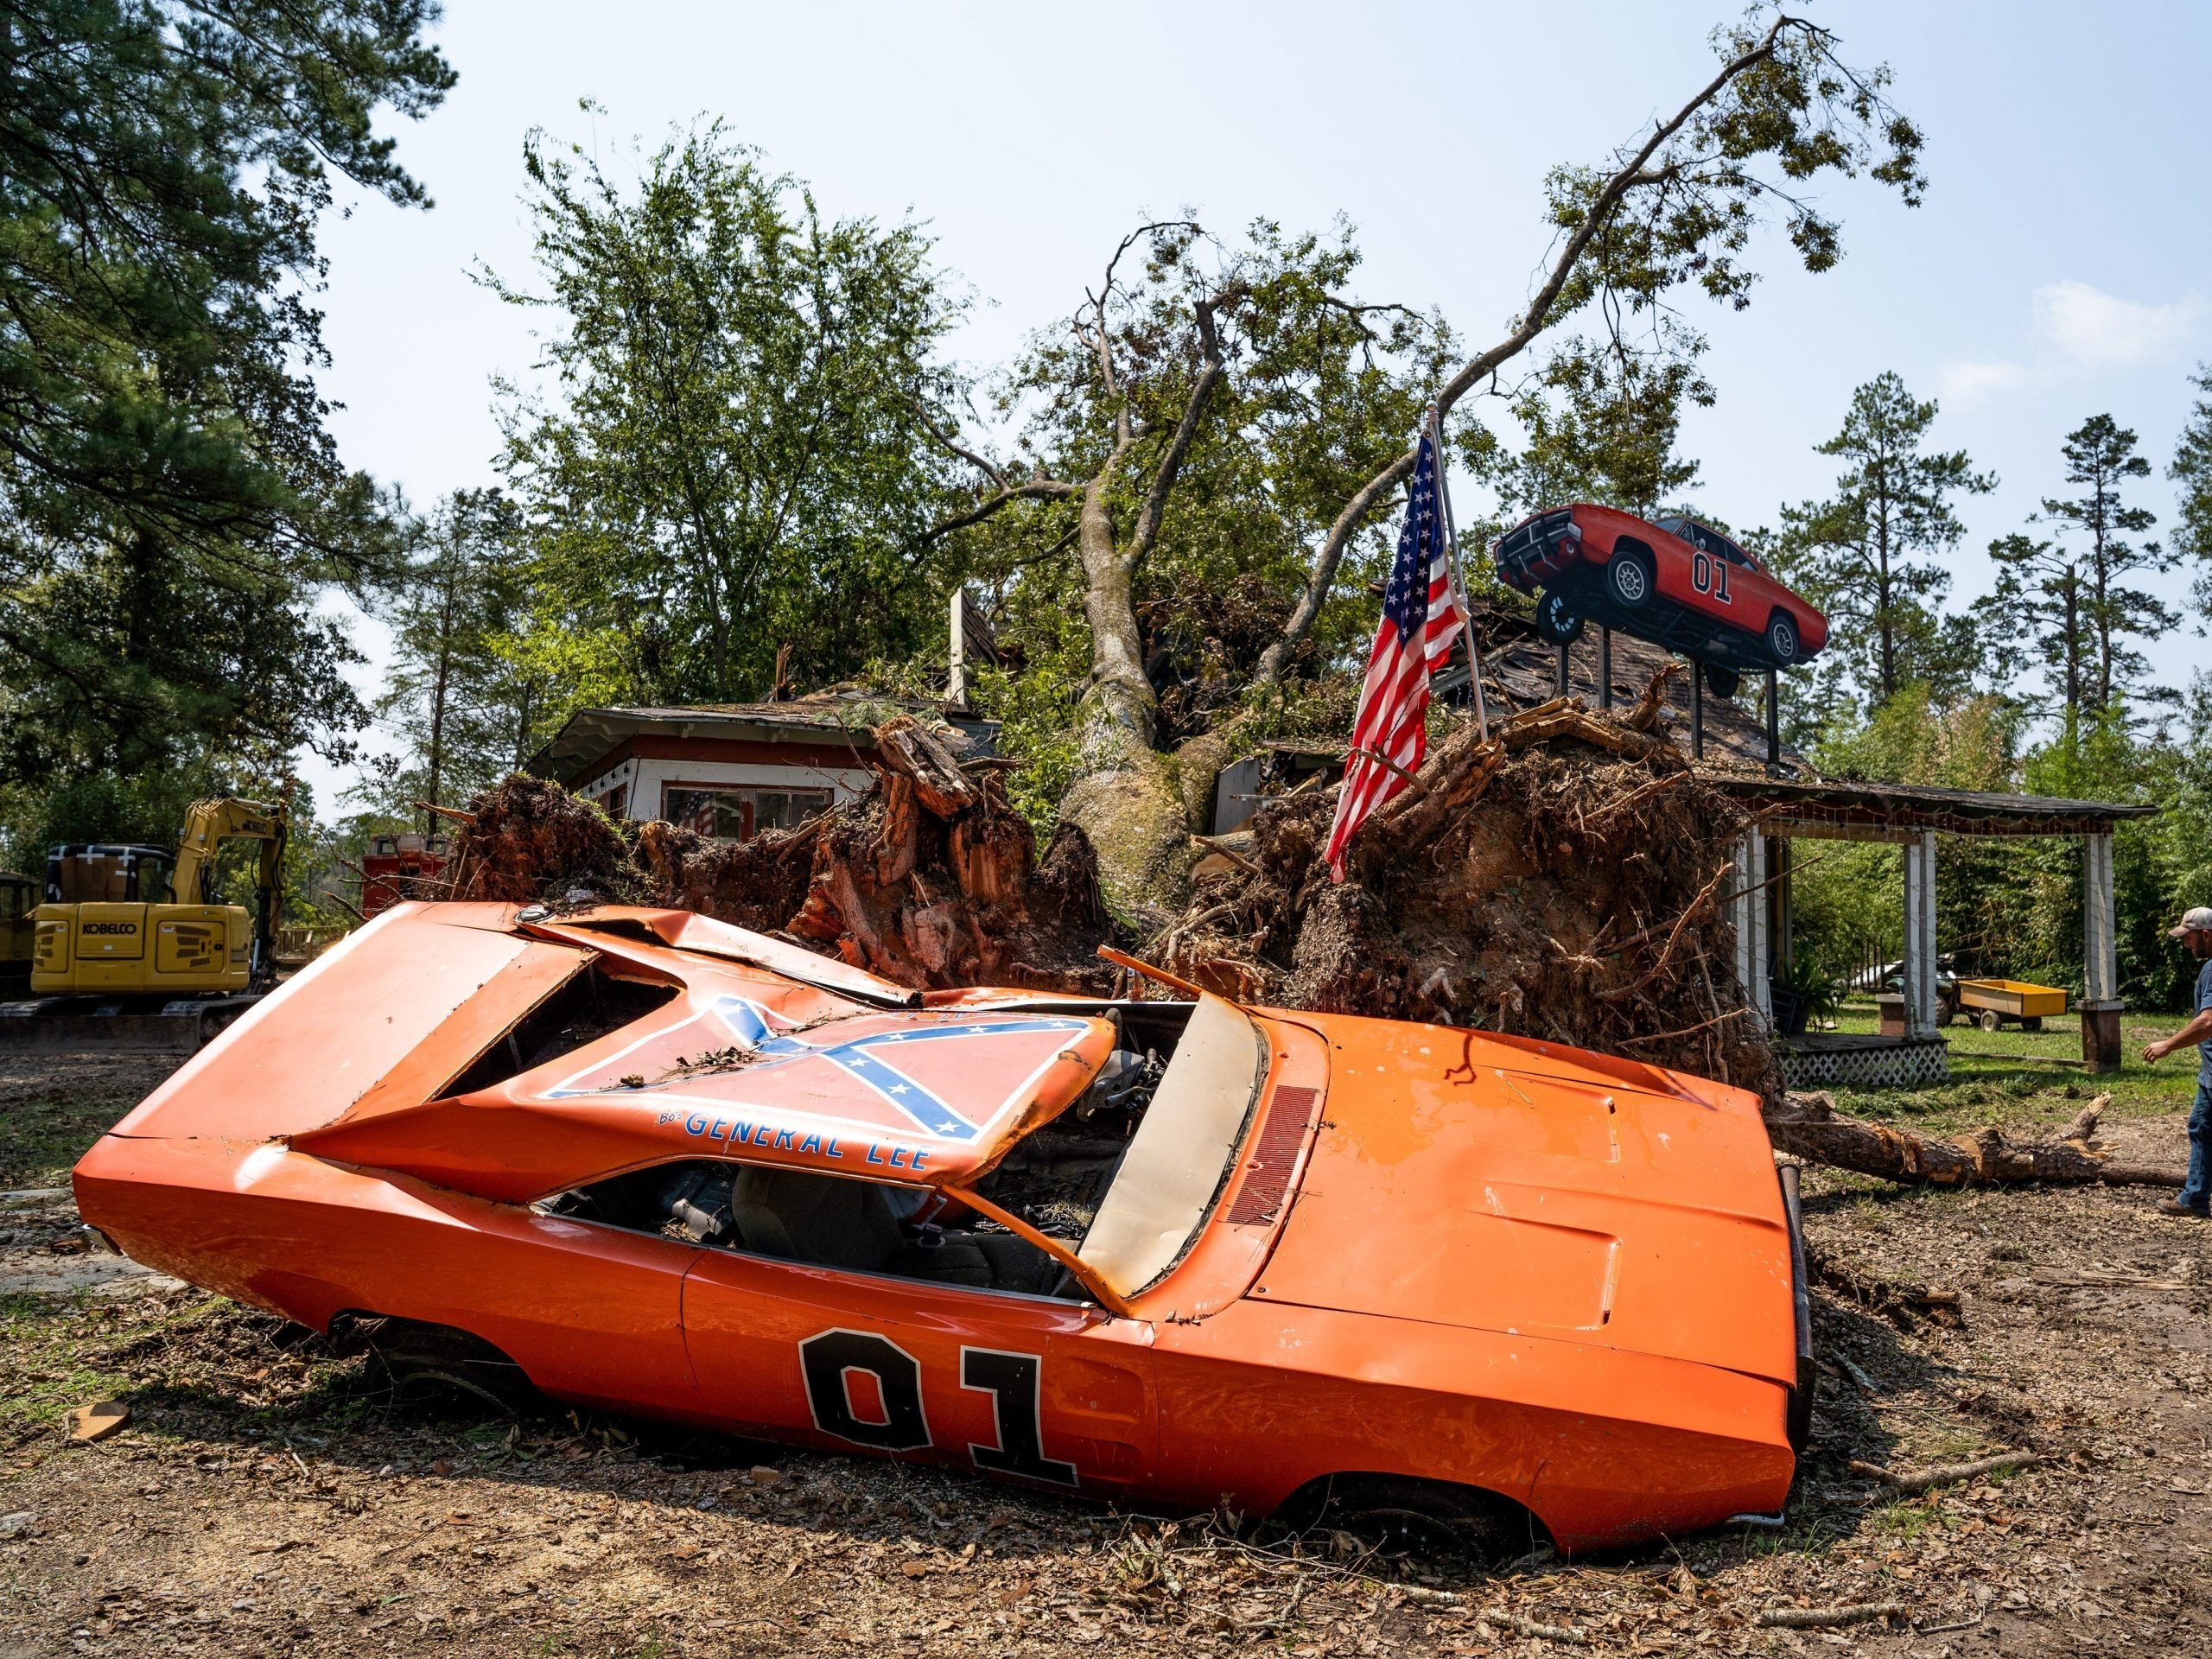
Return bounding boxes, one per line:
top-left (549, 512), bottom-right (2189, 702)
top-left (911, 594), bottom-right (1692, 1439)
top-left (1248, 1020), bottom-right (1797, 1386)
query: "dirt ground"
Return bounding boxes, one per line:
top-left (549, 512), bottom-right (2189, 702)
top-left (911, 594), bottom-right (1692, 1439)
top-left (3, 1022), bottom-right (2209, 1658)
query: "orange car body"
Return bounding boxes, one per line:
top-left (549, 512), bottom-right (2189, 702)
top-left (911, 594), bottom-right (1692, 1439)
top-left (73, 903), bottom-right (1807, 1551)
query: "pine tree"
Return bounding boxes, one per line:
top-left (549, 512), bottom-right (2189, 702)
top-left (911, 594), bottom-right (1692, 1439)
top-left (2039, 414), bottom-right (2175, 711)
top-left (1774, 373), bottom-right (1994, 708)
top-left (1987, 531), bottom-right (2088, 717)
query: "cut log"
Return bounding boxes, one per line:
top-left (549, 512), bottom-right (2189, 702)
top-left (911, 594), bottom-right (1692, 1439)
top-left (1766, 1091), bottom-right (2182, 1188)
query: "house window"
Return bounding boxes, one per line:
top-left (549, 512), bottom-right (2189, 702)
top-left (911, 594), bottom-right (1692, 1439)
top-left (662, 784), bottom-right (833, 841)
top-left (600, 785), bottom-right (628, 818)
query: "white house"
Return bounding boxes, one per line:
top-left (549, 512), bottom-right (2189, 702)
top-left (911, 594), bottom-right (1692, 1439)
top-left (528, 696), bottom-right (996, 839)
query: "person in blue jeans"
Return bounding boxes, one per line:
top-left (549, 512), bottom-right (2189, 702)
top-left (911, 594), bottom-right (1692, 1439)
top-left (2143, 906), bottom-right (2212, 1217)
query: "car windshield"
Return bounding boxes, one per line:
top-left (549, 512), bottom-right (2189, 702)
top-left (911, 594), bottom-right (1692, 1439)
top-left (1077, 994), bottom-right (1266, 1298)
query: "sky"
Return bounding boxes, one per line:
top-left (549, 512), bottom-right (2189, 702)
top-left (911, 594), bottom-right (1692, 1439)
top-left (300, 0), bottom-right (2212, 810)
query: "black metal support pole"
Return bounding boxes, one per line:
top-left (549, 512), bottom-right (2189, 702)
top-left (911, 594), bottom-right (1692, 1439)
top-left (1690, 657), bottom-right (1706, 760)
top-left (1765, 667), bottom-right (1780, 771)
top-left (1555, 642), bottom-right (1570, 696)
top-left (1599, 628), bottom-right (1612, 710)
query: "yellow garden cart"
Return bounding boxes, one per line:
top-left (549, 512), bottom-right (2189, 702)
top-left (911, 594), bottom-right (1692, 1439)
top-left (1955, 977), bottom-right (2068, 1033)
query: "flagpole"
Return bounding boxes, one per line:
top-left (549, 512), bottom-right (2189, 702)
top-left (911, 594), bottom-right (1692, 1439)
top-left (1426, 404), bottom-right (1491, 741)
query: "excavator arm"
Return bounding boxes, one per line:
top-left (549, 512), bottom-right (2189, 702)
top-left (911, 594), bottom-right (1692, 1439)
top-left (171, 798), bottom-right (288, 984)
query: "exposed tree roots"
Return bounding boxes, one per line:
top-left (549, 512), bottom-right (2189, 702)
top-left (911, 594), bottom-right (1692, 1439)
top-left (1147, 678), bottom-right (1780, 1096)
top-left (440, 716), bottom-right (1116, 994)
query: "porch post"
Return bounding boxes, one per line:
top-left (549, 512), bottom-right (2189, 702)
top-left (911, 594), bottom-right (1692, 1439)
top-left (1902, 830), bottom-right (1940, 1039)
top-left (1733, 832), bottom-right (1770, 1023)
top-left (2082, 831), bottom-right (2123, 1071)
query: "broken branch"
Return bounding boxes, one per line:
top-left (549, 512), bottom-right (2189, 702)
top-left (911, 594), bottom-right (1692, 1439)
top-left (1754, 1601), bottom-right (1910, 1630)
top-left (1848, 1452), bottom-right (2044, 1496)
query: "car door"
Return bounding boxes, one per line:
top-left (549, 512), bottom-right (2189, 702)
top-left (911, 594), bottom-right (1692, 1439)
top-left (681, 1233), bottom-right (1159, 1503)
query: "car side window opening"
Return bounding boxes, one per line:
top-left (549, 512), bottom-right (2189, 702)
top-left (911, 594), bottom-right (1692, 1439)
top-left (1655, 515), bottom-right (1756, 569)
top-left (542, 997), bottom-right (1266, 1305)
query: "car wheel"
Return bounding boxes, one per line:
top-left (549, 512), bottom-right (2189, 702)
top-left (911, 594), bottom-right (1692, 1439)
top-left (1979, 1008), bottom-right (2002, 1033)
top-left (335, 1314), bottom-right (535, 1413)
top-left (1534, 590), bottom-right (1586, 645)
top-left (1281, 1474), bottom-right (1535, 1565)
top-left (1605, 545), bottom-right (1656, 610)
top-left (1702, 661), bottom-right (1741, 700)
top-left (1766, 611), bottom-right (1801, 665)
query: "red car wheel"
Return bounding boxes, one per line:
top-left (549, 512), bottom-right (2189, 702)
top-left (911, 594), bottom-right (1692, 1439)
top-left (1606, 546), bottom-right (1656, 609)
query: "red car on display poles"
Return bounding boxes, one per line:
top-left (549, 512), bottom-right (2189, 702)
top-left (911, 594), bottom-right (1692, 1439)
top-left (1492, 505), bottom-right (1829, 697)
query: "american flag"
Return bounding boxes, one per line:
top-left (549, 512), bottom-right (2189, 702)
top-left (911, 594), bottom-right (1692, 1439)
top-left (1323, 429), bottom-right (1465, 880)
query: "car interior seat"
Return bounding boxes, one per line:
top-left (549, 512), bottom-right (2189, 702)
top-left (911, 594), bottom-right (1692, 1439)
top-left (725, 1166), bottom-right (904, 1271)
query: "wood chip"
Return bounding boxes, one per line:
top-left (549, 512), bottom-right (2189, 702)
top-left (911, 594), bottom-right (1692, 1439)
top-left (67, 1401), bottom-right (129, 1444)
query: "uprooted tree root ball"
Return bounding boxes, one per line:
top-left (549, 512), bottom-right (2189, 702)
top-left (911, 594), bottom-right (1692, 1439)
top-left (1151, 678), bottom-right (1782, 1097)
top-left (439, 719), bottom-right (1117, 995)
top-left (437, 776), bottom-right (638, 905)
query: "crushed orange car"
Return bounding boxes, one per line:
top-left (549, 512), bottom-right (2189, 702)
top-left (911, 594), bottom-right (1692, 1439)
top-left (73, 902), bottom-right (1811, 1554)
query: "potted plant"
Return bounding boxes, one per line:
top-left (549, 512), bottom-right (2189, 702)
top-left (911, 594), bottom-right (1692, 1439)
top-left (1769, 951), bottom-right (1841, 1036)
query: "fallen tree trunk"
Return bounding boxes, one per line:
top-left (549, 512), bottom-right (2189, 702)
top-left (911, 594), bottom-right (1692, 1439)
top-left (1767, 1091), bottom-right (2183, 1188)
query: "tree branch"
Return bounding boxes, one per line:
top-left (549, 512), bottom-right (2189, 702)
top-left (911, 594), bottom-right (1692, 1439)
top-left (912, 475), bottom-right (1081, 547)
top-left (1252, 14), bottom-right (1800, 686)
top-left (1126, 282), bottom-right (1245, 569)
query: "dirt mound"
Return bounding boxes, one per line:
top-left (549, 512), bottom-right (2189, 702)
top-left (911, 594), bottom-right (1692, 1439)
top-left (441, 721), bottom-right (1114, 995)
top-left (1154, 679), bottom-right (1780, 1097)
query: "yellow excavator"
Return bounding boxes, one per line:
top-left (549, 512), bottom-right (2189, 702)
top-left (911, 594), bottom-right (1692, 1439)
top-left (29, 798), bottom-right (288, 997)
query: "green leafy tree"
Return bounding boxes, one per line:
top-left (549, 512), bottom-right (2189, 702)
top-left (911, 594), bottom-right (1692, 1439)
top-left (1772, 373), bottom-right (1993, 708)
top-left (2037, 414), bottom-right (2173, 712)
top-left (1481, 334), bottom-right (1712, 523)
top-left (485, 120), bottom-right (966, 710)
top-left (355, 491), bottom-right (550, 828)
top-left (918, 217), bottom-right (1459, 891)
top-left (0, 1), bottom-right (453, 790)
top-left (931, 11), bottom-right (1924, 899)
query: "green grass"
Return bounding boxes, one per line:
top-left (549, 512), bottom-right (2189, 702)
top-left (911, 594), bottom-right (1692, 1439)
top-left (0, 1055), bottom-right (180, 1189)
top-left (1816, 998), bottom-right (2199, 1131)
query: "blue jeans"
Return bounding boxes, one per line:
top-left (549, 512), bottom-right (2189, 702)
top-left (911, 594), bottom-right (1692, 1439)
top-left (2186, 1082), bottom-right (2212, 1211)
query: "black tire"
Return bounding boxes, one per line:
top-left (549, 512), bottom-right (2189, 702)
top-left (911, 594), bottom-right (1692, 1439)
top-left (1605, 546), bottom-right (1656, 610)
top-left (1534, 590), bottom-right (1586, 645)
top-left (333, 1314), bottom-right (535, 1413)
top-left (1278, 1473), bottom-right (1535, 1564)
top-left (1766, 610), bottom-right (1801, 666)
top-left (1703, 661), bottom-right (1742, 700)
top-left (2024, 1015), bottom-right (2044, 1033)
top-left (1978, 1008), bottom-right (2002, 1033)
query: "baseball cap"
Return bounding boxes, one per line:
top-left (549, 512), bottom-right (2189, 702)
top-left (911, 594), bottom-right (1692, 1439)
top-left (2171, 906), bottom-right (2212, 937)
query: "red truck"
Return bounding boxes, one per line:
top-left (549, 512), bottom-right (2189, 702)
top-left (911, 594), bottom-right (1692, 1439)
top-left (1492, 505), bottom-right (1827, 696)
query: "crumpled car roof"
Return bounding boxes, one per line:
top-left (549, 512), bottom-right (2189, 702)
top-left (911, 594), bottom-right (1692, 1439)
top-left (118, 903), bottom-right (1116, 1202)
